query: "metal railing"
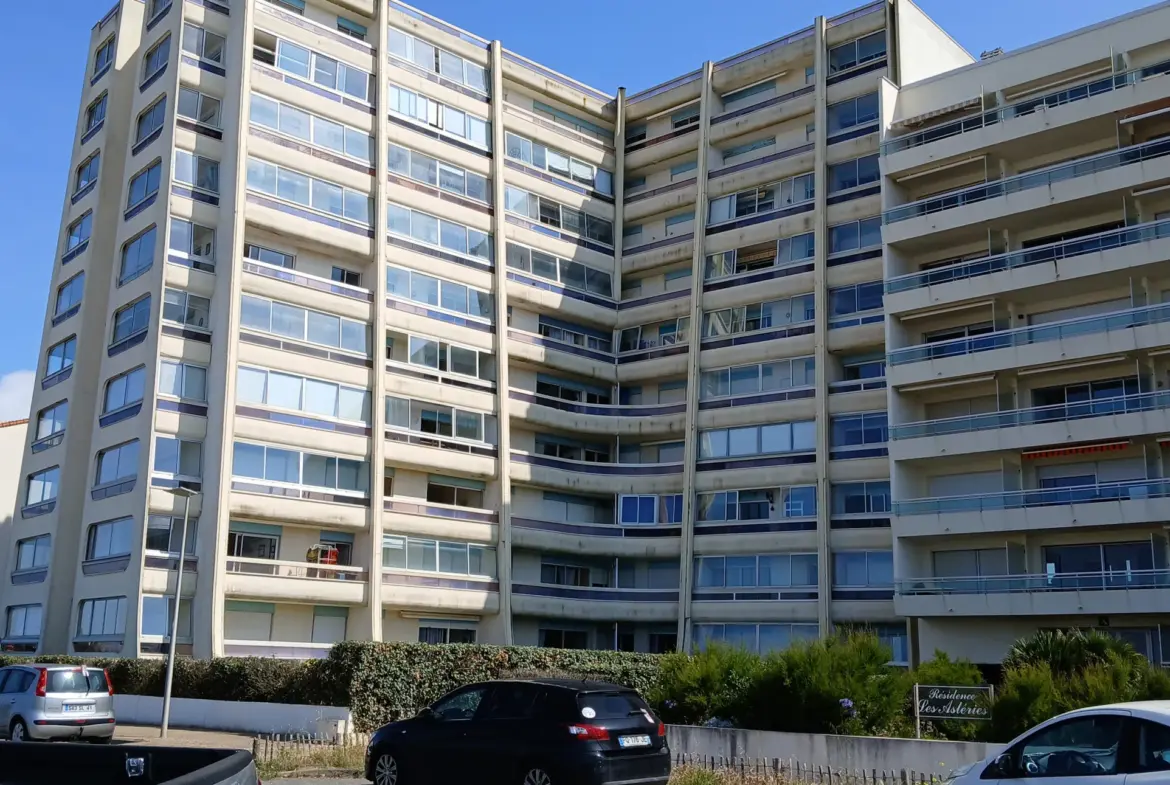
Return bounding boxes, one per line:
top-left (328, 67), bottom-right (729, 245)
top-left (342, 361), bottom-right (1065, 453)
top-left (886, 219), bottom-right (1170, 294)
top-left (627, 69), bottom-right (702, 105)
top-left (898, 568), bottom-right (1170, 595)
top-left (887, 301), bottom-right (1170, 366)
top-left (226, 557), bottom-right (366, 581)
top-left (891, 389), bottom-right (1170, 440)
top-left (714, 26), bottom-right (815, 72)
top-left (893, 477), bottom-right (1170, 516)
top-left (884, 135), bottom-right (1170, 224)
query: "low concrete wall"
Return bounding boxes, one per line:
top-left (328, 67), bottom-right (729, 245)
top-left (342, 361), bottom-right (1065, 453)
top-left (666, 725), bottom-right (1004, 776)
top-left (114, 695), bottom-right (352, 736)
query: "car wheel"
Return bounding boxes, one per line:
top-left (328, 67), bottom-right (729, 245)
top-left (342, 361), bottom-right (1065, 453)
top-left (522, 766), bottom-right (552, 785)
top-left (9, 719), bottom-right (30, 742)
top-left (373, 751), bottom-right (399, 785)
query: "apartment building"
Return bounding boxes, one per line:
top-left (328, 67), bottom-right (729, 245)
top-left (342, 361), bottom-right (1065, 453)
top-left (16, 0), bottom-right (1153, 664)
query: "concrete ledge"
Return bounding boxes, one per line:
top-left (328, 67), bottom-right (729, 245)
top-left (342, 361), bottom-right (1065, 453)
top-left (114, 695), bottom-right (352, 736)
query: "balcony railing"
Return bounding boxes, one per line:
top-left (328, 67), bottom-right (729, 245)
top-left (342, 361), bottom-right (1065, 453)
top-left (884, 136), bottom-right (1170, 224)
top-left (882, 59), bottom-right (1170, 155)
top-left (222, 640), bottom-right (335, 659)
top-left (887, 301), bottom-right (1168, 366)
top-left (512, 583), bottom-right (679, 602)
top-left (891, 389), bottom-right (1170, 440)
top-left (885, 219), bottom-right (1170, 294)
top-left (510, 389), bottom-right (686, 417)
top-left (511, 450), bottom-right (684, 476)
top-left (898, 569), bottom-right (1170, 595)
top-left (226, 557), bottom-right (366, 581)
top-left (893, 477), bottom-right (1170, 516)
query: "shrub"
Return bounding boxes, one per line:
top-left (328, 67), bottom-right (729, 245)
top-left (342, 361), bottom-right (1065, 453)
top-left (908, 651), bottom-right (986, 741)
top-left (648, 644), bottom-right (762, 725)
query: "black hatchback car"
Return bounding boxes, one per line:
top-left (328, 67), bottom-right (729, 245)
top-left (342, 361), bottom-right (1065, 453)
top-left (364, 679), bottom-right (670, 785)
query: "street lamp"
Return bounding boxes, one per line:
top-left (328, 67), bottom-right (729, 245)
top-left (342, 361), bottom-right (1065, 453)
top-left (160, 486), bottom-right (199, 739)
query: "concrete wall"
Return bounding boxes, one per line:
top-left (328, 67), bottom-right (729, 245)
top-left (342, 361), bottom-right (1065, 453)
top-left (667, 724), bottom-right (1003, 776)
top-left (114, 695), bottom-right (351, 735)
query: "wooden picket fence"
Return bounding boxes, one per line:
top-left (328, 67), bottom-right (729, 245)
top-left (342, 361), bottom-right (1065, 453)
top-left (251, 731), bottom-right (371, 764)
top-left (672, 753), bottom-right (945, 784)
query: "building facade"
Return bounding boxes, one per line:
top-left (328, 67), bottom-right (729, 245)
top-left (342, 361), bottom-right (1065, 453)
top-left (5, 0), bottom-right (1164, 665)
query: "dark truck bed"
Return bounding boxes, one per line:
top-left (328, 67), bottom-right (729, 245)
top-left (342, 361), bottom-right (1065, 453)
top-left (0, 743), bottom-right (257, 785)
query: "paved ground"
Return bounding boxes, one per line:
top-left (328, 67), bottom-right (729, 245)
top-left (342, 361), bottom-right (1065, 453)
top-left (114, 724), bottom-right (254, 749)
top-left (266, 780), bottom-right (366, 785)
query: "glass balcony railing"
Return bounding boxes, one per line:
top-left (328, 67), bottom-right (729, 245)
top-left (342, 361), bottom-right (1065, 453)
top-left (897, 568), bottom-right (1170, 595)
top-left (891, 389), bottom-right (1170, 440)
top-left (884, 135), bottom-right (1170, 224)
top-left (887, 301), bottom-right (1170, 366)
top-left (881, 59), bottom-right (1170, 155)
top-left (893, 477), bottom-right (1170, 516)
top-left (886, 219), bottom-right (1170, 294)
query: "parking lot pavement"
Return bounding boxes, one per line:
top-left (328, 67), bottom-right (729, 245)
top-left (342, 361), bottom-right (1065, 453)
top-left (266, 780), bottom-right (367, 785)
top-left (113, 724), bottom-right (254, 749)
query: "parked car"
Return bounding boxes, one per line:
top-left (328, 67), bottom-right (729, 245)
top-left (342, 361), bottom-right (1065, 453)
top-left (365, 678), bottom-right (671, 785)
top-left (0, 663), bottom-right (116, 742)
top-left (949, 701), bottom-right (1170, 783)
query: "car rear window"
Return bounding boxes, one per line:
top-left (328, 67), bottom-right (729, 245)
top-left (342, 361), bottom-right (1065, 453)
top-left (46, 669), bottom-right (91, 694)
top-left (85, 669), bottom-right (109, 693)
top-left (577, 691), bottom-right (650, 720)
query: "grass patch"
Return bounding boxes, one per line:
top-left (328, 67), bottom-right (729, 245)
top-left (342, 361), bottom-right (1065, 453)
top-left (254, 743), bottom-right (366, 780)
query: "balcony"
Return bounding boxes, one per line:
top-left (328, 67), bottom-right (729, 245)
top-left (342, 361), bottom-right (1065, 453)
top-left (380, 572), bottom-right (499, 614)
top-left (896, 569), bottom-right (1170, 617)
top-left (896, 478), bottom-right (1170, 516)
top-left (223, 640), bottom-right (335, 659)
top-left (224, 558), bottom-right (368, 604)
top-left (510, 450), bottom-right (683, 496)
top-left (508, 389), bottom-right (685, 436)
top-left (511, 583), bottom-right (679, 622)
top-left (511, 517), bottom-right (682, 557)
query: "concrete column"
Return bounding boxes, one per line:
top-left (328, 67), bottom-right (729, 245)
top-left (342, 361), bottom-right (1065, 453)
top-left (812, 17), bottom-right (832, 637)
top-left (489, 41), bottom-right (515, 644)
top-left (612, 89), bottom-right (627, 307)
top-left (677, 61), bottom-right (715, 652)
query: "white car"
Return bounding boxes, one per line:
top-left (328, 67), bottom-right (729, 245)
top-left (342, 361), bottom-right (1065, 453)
top-left (949, 701), bottom-right (1170, 783)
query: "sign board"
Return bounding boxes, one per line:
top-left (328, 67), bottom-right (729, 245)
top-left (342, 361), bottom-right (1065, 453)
top-left (913, 684), bottom-right (993, 737)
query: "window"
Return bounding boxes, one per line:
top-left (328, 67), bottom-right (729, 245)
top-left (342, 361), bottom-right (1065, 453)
top-left (618, 495), bottom-right (683, 525)
top-left (532, 99), bottom-right (609, 141)
top-left (237, 365), bottom-right (370, 423)
top-left (127, 161), bottom-right (162, 208)
top-left (103, 367), bottom-right (145, 414)
top-left (55, 273), bottom-right (85, 318)
top-left (504, 132), bottom-right (612, 194)
top-left (832, 482), bottom-right (891, 515)
top-left (112, 297), bottom-right (151, 343)
top-left (388, 28), bottom-right (488, 93)
top-left (26, 468), bottom-right (60, 506)
top-left (231, 441), bottom-right (370, 494)
top-left (169, 217), bottom-right (215, 266)
top-left (46, 337), bottom-right (76, 377)
top-left (828, 154), bottom-right (880, 193)
top-left (6, 606), bottom-right (42, 640)
top-left (247, 158), bottom-right (370, 225)
top-left (389, 84), bottom-right (491, 147)
top-left (829, 281), bottom-right (883, 318)
top-left (66, 212), bottom-right (92, 252)
top-left (670, 161), bottom-right (697, 180)
top-left (536, 376), bottom-right (611, 406)
top-left (721, 80), bottom-right (776, 112)
top-left (389, 332), bottom-right (495, 383)
top-left (181, 23), bottom-right (224, 64)
top-left (382, 535), bottom-right (496, 577)
top-left (426, 477), bottom-right (485, 508)
top-left (833, 551), bottom-right (893, 587)
top-left (418, 625), bottom-right (477, 645)
top-left (430, 685), bottom-right (490, 719)
top-left (695, 554), bottom-right (818, 589)
top-left (135, 97), bottom-right (167, 144)
top-left (86, 517), bottom-right (133, 560)
top-left (85, 93), bottom-right (108, 131)
top-left (158, 359), bottom-right (207, 402)
top-left (141, 596), bottom-right (192, 639)
top-left (722, 137), bottom-right (775, 161)
top-left (147, 0), bottom-right (172, 19)
top-left (828, 31), bottom-right (886, 73)
top-left (76, 597), bottom-right (126, 638)
top-left (250, 94), bottom-right (372, 163)
top-left (95, 441), bottom-right (140, 486)
top-left (504, 186), bottom-right (614, 246)
top-left (700, 357), bottom-right (815, 400)
top-left (162, 288), bottom-right (210, 330)
top-left (671, 105), bottom-right (700, 129)
top-left (244, 243), bottom-right (293, 269)
top-left (388, 143), bottom-right (489, 203)
top-left (153, 435), bottom-right (202, 479)
top-left (35, 401), bottom-right (68, 443)
top-left (145, 514), bottom-right (197, 554)
top-left (385, 264), bottom-right (493, 319)
top-left (699, 419), bottom-right (816, 459)
top-left (708, 174), bottom-right (814, 224)
top-left (178, 87), bottom-right (221, 128)
top-left (14, 536), bottom-right (51, 572)
top-left (272, 39), bottom-right (371, 100)
top-left (329, 267), bottom-right (360, 287)
top-left (94, 37), bottom-right (115, 76)
top-left (227, 527), bottom-right (279, 559)
top-left (337, 17), bottom-right (367, 40)
top-left (697, 486), bottom-right (818, 521)
top-left (830, 412), bottom-right (888, 449)
top-left (385, 395), bottom-right (495, 444)
top-left (842, 355), bottom-right (886, 382)
top-left (827, 93), bottom-right (879, 134)
top-left (1133, 719), bottom-right (1170, 774)
top-left (240, 294), bottom-right (368, 355)
top-left (829, 217), bottom-right (882, 255)
top-left (540, 628), bottom-right (588, 649)
top-left (120, 226), bottom-right (157, 284)
top-left (1010, 715), bottom-right (1122, 777)
top-left (75, 153), bottom-right (100, 193)
top-left (174, 150), bottom-right (219, 194)
top-left (702, 294), bottom-right (814, 337)
top-left (536, 434), bottom-right (610, 463)
top-left (142, 35), bottom-right (171, 82)
top-left (387, 203), bottom-right (492, 260)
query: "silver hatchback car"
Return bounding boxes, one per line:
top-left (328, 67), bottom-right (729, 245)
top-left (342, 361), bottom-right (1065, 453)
top-left (0, 664), bottom-right (116, 742)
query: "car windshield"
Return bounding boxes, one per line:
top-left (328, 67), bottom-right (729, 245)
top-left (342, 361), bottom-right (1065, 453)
top-left (577, 691), bottom-right (650, 720)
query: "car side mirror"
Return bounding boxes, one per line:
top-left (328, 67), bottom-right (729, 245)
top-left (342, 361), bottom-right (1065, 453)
top-left (416, 707), bottom-right (436, 720)
top-left (985, 753), bottom-right (1013, 778)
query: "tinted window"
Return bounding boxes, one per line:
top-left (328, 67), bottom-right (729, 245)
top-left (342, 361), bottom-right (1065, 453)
top-left (85, 669), bottom-right (109, 693)
top-left (1016, 714), bottom-right (1121, 777)
top-left (46, 669), bottom-right (91, 694)
top-left (1135, 719), bottom-right (1170, 772)
top-left (431, 686), bottom-right (487, 720)
top-left (479, 683), bottom-right (542, 720)
top-left (0, 670), bottom-right (13, 693)
top-left (577, 691), bottom-right (650, 720)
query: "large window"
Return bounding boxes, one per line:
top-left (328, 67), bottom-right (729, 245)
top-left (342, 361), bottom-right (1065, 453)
top-left (232, 441), bottom-right (370, 495)
top-left (829, 281), bottom-right (883, 323)
top-left (168, 217), bottom-right (215, 267)
top-left (831, 481), bottom-right (891, 515)
top-left (240, 294), bottom-right (368, 355)
top-left (6, 605), bottom-right (42, 640)
top-left (382, 535), bottom-right (496, 577)
top-left (702, 295), bottom-right (814, 337)
top-left (389, 331), bottom-right (494, 382)
top-left (162, 288), bottom-right (210, 330)
top-left (35, 401), bottom-right (68, 443)
top-left (695, 623), bottom-right (819, 654)
top-left (127, 160), bottom-right (162, 208)
top-left (178, 87), bottom-right (221, 128)
top-left (536, 434), bottom-right (609, 463)
top-left (385, 264), bottom-right (493, 320)
top-left (66, 212), bottom-right (92, 252)
top-left (505, 242), bottom-right (612, 297)
top-left (833, 551), bottom-right (893, 588)
top-left (426, 477), bottom-right (486, 508)
top-left (174, 150), bottom-right (219, 194)
top-left (142, 35), bottom-right (170, 82)
top-left (829, 412), bottom-right (888, 450)
top-left (135, 97), bottom-right (167, 144)
top-left (75, 153), bottom-right (100, 193)
top-left (146, 514), bottom-right (198, 554)
top-left (708, 174), bottom-right (815, 224)
top-left (237, 365), bottom-right (370, 423)
top-left (95, 440), bottom-right (140, 486)
top-left (275, 39), bottom-right (371, 102)
top-left (120, 226), bottom-right (157, 284)
top-left (385, 395), bottom-right (495, 444)
top-left (388, 27), bottom-right (488, 93)
top-left (503, 186), bottom-right (613, 246)
top-left (103, 366), bottom-right (145, 414)
top-left (541, 491), bottom-right (612, 524)
top-left (85, 93), bottom-right (108, 132)
top-left (827, 93), bottom-right (879, 134)
top-left (700, 357), bottom-right (815, 400)
top-left (504, 132), bottom-right (612, 195)
top-left (705, 233), bottom-right (815, 281)
top-left (154, 436), bottom-right (202, 480)
top-left (828, 31), bottom-right (886, 73)
top-left (94, 37), bottom-right (115, 76)
top-left (76, 597), bottom-right (126, 638)
top-left (697, 485), bottom-right (818, 521)
top-left (246, 158), bottom-right (371, 225)
top-left (54, 273), bottom-right (85, 318)
top-left (158, 359), bottom-right (207, 402)
top-left (26, 468), bottom-right (60, 506)
top-left (387, 203), bottom-right (492, 261)
top-left (250, 94), bottom-right (371, 163)
top-left (389, 84), bottom-right (489, 148)
top-left (180, 23), bottom-right (224, 64)
top-left (828, 154), bottom-right (880, 193)
top-left (112, 297), bottom-right (151, 344)
top-left (695, 554), bottom-right (818, 589)
top-left (244, 243), bottom-right (293, 269)
top-left (699, 419), bottom-right (816, 459)
top-left (86, 517), bottom-right (133, 561)
top-left (829, 217), bottom-right (882, 254)
top-left (388, 143), bottom-right (488, 203)
top-left (14, 536), bottom-right (51, 573)
top-left (539, 317), bottom-right (613, 353)
top-left (618, 494), bottom-right (683, 525)
top-left (46, 337), bottom-right (76, 377)
top-left (141, 595), bottom-right (192, 639)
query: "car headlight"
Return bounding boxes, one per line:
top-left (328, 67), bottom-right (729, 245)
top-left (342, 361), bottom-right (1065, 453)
top-left (943, 763), bottom-right (975, 783)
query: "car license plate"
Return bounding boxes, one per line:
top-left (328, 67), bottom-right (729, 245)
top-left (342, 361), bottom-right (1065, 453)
top-left (64, 704), bottom-right (94, 713)
top-left (619, 735), bottom-right (651, 748)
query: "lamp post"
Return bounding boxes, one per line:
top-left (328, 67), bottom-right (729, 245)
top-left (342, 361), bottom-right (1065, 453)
top-left (160, 486), bottom-right (199, 739)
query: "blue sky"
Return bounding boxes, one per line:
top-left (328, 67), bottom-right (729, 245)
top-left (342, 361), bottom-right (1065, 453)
top-left (0, 0), bottom-right (1155, 419)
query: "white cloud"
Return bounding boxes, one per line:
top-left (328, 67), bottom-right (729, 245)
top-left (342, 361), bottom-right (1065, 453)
top-left (0, 370), bottom-right (35, 422)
